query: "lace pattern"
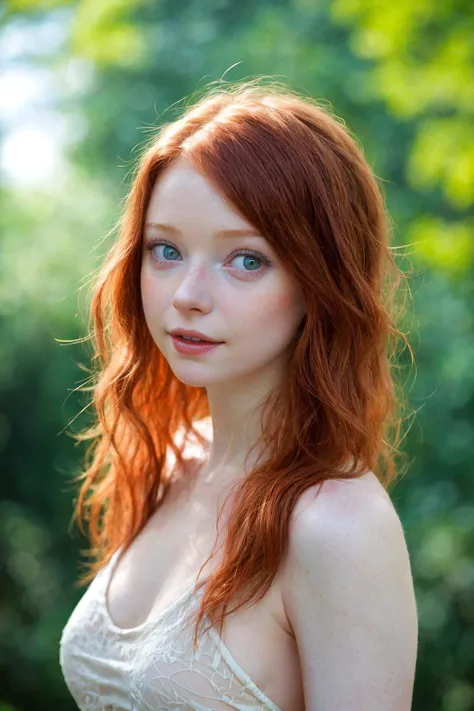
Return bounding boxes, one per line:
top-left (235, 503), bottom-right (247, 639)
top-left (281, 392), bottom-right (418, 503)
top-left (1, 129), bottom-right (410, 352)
top-left (59, 550), bottom-right (283, 711)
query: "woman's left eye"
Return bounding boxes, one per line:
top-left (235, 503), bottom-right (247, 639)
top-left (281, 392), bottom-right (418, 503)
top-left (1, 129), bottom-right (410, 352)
top-left (230, 250), bottom-right (271, 272)
top-left (145, 241), bottom-right (271, 274)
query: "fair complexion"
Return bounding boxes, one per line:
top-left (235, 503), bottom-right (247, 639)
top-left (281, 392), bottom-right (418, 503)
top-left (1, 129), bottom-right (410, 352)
top-left (141, 156), bottom-right (306, 490)
top-left (141, 156), bottom-right (418, 709)
top-left (283, 475), bottom-right (419, 711)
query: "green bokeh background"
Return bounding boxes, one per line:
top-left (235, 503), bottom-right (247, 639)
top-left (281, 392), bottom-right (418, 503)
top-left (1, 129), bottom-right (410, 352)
top-left (1, 1), bottom-right (473, 709)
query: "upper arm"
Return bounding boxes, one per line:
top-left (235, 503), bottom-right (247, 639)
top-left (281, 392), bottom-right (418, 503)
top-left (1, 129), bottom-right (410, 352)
top-left (282, 477), bottom-right (418, 711)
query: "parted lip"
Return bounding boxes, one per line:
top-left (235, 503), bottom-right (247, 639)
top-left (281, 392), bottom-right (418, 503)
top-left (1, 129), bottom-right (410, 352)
top-left (169, 328), bottom-right (223, 343)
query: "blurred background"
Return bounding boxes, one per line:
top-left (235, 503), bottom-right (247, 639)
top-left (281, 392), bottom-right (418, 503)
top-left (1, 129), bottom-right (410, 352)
top-left (0, 0), bottom-right (473, 709)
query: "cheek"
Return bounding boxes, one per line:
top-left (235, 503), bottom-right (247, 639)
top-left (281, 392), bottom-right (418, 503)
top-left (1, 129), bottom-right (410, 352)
top-left (248, 289), bottom-right (303, 335)
top-left (140, 272), bottom-right (166, 332)
top-left (141, 271), bottom-right (159, 310)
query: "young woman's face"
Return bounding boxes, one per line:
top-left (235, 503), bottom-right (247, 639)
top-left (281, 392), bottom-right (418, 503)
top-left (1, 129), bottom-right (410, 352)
top-left (141, 156), bottom-right (306, 388)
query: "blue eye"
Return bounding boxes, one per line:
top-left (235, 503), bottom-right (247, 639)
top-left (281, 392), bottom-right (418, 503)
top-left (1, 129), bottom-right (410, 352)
top-left (145, 240), bottom-right (271, 274)
top-left (159, 244), bottom-right (180, 261)
top-left (232, 253), bottom-right (267, 271)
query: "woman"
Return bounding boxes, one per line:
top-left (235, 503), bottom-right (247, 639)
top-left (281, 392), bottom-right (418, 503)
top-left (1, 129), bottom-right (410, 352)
top-left (60, 79), bottom-right (418, 711)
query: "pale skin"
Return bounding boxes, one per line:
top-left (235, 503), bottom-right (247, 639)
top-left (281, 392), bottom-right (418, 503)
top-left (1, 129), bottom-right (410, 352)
top-left (141, 155), bottom-right (307, 486)
top-left (134, 155), bottom-right (419, 710)
top-left (283, 477), bottom-right (419, 711)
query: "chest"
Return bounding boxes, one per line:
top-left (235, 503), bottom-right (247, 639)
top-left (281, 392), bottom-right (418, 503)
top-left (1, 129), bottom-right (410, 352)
top-left (104, 481), bottom-right (304, 711)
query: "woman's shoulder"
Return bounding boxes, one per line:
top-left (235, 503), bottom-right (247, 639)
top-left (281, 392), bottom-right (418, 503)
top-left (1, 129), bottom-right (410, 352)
top-left (281, 470), bottom-right (412, 620)
top-left (291, 469), bottom-right (395, 528)
top-left (280, 471), bottom-right (418, 708)
top-left (283, 469), bottom-right (406, 589)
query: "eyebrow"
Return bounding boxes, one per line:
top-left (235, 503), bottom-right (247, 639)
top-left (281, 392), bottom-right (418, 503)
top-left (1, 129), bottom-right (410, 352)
top-left (144, 222), bottom-right (263, 239)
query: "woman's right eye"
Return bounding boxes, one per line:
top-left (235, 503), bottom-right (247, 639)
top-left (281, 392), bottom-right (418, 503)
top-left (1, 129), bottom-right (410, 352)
top-left (146, 241), bottom-right (180, 262)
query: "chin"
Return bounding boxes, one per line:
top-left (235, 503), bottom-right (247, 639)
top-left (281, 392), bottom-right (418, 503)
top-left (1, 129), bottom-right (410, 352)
top-left (167, 366), bottom-right (219, 388)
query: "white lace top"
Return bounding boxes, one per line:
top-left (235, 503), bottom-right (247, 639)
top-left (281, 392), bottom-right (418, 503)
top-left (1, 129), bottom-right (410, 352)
top-left (59, 548), bottom-right (283, 711)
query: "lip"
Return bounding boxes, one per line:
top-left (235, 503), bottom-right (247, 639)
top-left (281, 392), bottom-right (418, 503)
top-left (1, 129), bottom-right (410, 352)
top-left (170, 335), bottom-right (223, 355)
top-left (168, 328), bottom-right (223, 344)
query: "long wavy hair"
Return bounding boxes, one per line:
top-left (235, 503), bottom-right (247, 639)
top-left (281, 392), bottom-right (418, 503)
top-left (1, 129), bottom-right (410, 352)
top-left (70, 78), bottom-right (415, 650)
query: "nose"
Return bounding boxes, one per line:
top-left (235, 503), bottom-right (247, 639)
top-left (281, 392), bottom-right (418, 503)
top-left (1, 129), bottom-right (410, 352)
top-left (171, 261), bottom-right (214, 312)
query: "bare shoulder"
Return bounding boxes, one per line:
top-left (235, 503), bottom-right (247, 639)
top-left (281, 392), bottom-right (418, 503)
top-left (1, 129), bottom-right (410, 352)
top-left (290, 470), bottom-right (400, 537)
top-left (284, 470), bottom-right (411, 590)
top-left (281, 471), bottom-right (418, 711)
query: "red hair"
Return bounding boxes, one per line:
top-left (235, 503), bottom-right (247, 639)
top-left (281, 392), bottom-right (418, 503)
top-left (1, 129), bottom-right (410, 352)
top-left (70, 79), bottom-right (414, 650)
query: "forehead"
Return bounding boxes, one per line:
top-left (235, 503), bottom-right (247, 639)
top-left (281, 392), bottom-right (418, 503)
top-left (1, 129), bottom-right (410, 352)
top-left (151, 157), bottom-right (207, 195)
top-left (145, 158), bottom-right (255, 232)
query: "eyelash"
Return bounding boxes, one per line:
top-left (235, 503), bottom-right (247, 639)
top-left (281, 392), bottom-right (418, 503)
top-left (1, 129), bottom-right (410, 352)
top-left (145, 240), bottom-right (272, 274)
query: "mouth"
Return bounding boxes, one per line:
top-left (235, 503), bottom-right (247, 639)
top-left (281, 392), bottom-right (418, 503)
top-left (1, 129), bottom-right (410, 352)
top-left (169, 334), bottom-right (224, 354)
top-left (168, 331), bottom-right (224, 344)
top-left (174, 336), bottom-right (217, 344)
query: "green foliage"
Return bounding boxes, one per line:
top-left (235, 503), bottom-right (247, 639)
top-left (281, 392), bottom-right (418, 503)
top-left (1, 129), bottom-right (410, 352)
top-left (1, 0), bottom-right (473, 709)
top-left (71, 0), bottom-right (150, 67)
top-left (329, 0), bottom-right (474, 269)
top-left (6, 0), bottom-right (73, 10)
top-left (408, 118), bottom-right (474, 210)
top-left (407, 217), bottom-right (474, 275)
